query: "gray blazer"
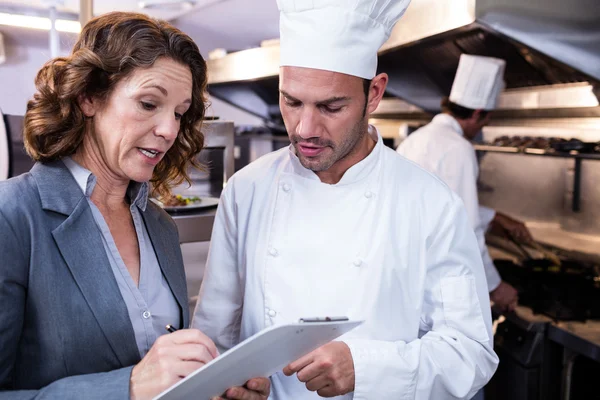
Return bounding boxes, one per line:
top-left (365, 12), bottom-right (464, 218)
top-left (0, 161), bottom-right (189, 399)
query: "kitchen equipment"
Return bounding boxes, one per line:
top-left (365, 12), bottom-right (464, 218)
top-left (2, 114), bottom-right (35, 178)
top-left (495, 258), bottom-right (600, 321)
top-left (529, 241), bottom-right (563, 267)
top-left (503, 227), bottom-right (562, 267)
top-left (550, 139), bottom-right (599, 154)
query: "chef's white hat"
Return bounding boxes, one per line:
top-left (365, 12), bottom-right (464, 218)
top-left (449, 54), bottom-right (506, 110)
top-left (277, 0), bottom-right (411, 80)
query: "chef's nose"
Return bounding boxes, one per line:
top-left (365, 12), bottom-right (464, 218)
top-left (296, 108), bottom-right (320, 139)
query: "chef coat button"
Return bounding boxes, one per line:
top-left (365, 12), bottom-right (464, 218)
top-left (269, 247), bottom-right (279, 257)
top-left (353, 258), bottom-right (362, 267)
top-left (281, 183), bottom-right (291, 192)
top-left (268, 309), bottom-right (277, 317)
top-left (364, 191), bottom-right (373, 198)
top-left (142, 310), bottom-right (151, 319)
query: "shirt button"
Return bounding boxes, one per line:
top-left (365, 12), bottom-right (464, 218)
top-left (281, 183), bottom-right (291, 192)
top-left (142, 310), bottom-right (151, 319)
top-left (364, 191), bottom-right (373, 199)
top-left (269, 247), bottom-right (279, 257)
top-left (268, 309), bottom-right (277, 317)
top-left (353, 258), bottom-right (363, 267)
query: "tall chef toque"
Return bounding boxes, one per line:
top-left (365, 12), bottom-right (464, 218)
top-left (449, 54), bottom-right (507, 110)
top-left (277, 0), bottom-right (412, 80)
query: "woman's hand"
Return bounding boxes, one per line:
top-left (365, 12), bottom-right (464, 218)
top-left (130, 329), bottom-right (219, 400)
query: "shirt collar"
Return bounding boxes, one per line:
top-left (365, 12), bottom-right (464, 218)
top-left (432, 113), bottom-right (465, 137)
top-left (288, 124), bottom-right (382, 185)
top-left (62, 156), bottom-right (149, 211)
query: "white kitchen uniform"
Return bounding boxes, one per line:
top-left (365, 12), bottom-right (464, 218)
top-left (397, 114), bottom-right (502, 291)
top-left (194, 127), bottom-right (499, 399)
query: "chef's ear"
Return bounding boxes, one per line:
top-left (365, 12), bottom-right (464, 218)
top-left (474, 109), bottom-right (491, 123)
top-left (365, 73), bottom-right (388, 116)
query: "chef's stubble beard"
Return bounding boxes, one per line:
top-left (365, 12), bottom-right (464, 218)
top-left (293, 114), bottom-right (369, 172)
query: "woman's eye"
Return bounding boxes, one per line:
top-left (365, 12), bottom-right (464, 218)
top-left (175, 112), bottom-right (183, 121)
top-left (141, 101), bottom-right (156, 111)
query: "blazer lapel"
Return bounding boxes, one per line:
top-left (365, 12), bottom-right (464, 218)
top-left (33, 161), bottom-right (140, 366)
top-left (142, 206), bottom-right (190, 328)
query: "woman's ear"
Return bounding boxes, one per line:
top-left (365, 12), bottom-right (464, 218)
top-left (78, 94), bottom-right (96, 117)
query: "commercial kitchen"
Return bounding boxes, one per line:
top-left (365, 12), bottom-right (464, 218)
top-left (1, 0), bottom-right (600, 399)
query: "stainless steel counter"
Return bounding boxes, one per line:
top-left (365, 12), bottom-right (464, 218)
top-left (549, 320), bottom-right (600, 363)
top-left (506, 305), bottom-right (600, 364)
top-left (172, 209), bottom-right (217, 244)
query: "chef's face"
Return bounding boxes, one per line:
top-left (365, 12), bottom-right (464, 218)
top-left (464, 111), bottom-right (492, 140)
top-left (279, 67), bottom-right (382, 173)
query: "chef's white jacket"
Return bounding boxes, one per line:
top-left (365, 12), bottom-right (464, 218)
top-left (397, 114), bottom-right (502, 291)
top-left (193, 127), bottom-right (498, 399)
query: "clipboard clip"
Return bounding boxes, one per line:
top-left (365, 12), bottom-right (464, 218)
top-left (299, 317), bottom-right (349, 323)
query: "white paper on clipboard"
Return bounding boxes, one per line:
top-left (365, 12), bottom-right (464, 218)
top-left (154, 319), bottom-right (363, 400)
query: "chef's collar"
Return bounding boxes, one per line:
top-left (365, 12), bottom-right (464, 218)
top-left (433, 113), bottom-right (465, 138)
top-left (288, 124), bottom-right (381, 185)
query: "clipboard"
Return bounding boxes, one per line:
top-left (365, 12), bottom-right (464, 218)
top-left (154, 318), bottom-right (362, 400)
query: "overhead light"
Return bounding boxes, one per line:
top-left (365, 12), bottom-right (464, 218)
top-left (138, 0), bottom-right (197, 9)
top-left (0, 12), bottom-right (80, 33)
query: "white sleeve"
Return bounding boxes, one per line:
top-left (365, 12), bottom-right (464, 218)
top-left (344, 193), bottom-right (498, 399)
top-left (438, 148), bottom-right (501, 291)
top-left (191, 185), bottom-right (243, 353)
top-left (478, 205), bottom-right (496, 232)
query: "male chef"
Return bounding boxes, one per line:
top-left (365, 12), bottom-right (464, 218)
top-left (397, 55), bottom-right (533, 313)
top-left (193, 1), bottom-right (499, 398)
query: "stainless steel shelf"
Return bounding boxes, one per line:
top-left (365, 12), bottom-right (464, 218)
top-left (474, 144), bottom-right (600, 160)
top-left (474, 145), bottom-right (600, 212)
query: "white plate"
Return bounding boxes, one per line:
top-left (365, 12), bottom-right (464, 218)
top-left (150, 196), bottom-right (220, 212)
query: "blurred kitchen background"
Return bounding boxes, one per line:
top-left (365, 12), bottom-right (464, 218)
top-left (2, 1), bottom-right (600, 399)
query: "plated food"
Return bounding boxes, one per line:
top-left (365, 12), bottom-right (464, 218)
top-left (151, 193), bottom-right (220, 212)
top-left (160, 194), bottom-right (201, 207)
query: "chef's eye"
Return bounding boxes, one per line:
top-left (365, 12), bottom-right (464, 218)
top-left (321, 105), bottom-right (342, 113)
top-left (285, 99), bottom-right (301, 108)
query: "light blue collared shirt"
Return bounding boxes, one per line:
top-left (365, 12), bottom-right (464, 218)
top-left (62, 157), bottom-right (180, 358)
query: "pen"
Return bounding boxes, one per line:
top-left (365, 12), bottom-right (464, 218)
top-left (165, 324), bottom-right (178, 333)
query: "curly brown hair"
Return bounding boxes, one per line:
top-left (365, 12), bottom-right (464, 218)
top-left (23, 11), bottom-right (207, 197)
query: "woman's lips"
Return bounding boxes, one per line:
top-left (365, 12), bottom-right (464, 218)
top-left (137, 147), bottom-right (162, 165)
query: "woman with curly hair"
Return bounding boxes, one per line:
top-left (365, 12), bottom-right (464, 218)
top-left (0, 12), bottom-right (268, 400)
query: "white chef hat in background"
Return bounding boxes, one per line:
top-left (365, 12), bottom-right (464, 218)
top-left (450, 54), bottom-right (507, 110)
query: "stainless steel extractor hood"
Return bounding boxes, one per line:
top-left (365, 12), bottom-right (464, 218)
top-left (206, 0), bottom-right (600, 120)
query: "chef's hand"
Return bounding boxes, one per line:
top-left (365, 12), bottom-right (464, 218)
top-left (130, 329), bottom-right (219, 400)
top-left (211, 378), bottom-right (270, 400)
top-left (491, 281), bottom-right (519, 313)
top-left (283, 341), bottom-right (354, 397)
top-left (494, 212), bottom-right (533, 243)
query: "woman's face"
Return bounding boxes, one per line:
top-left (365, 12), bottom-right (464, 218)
top-left (82, 57), bottom-right (193, 183)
